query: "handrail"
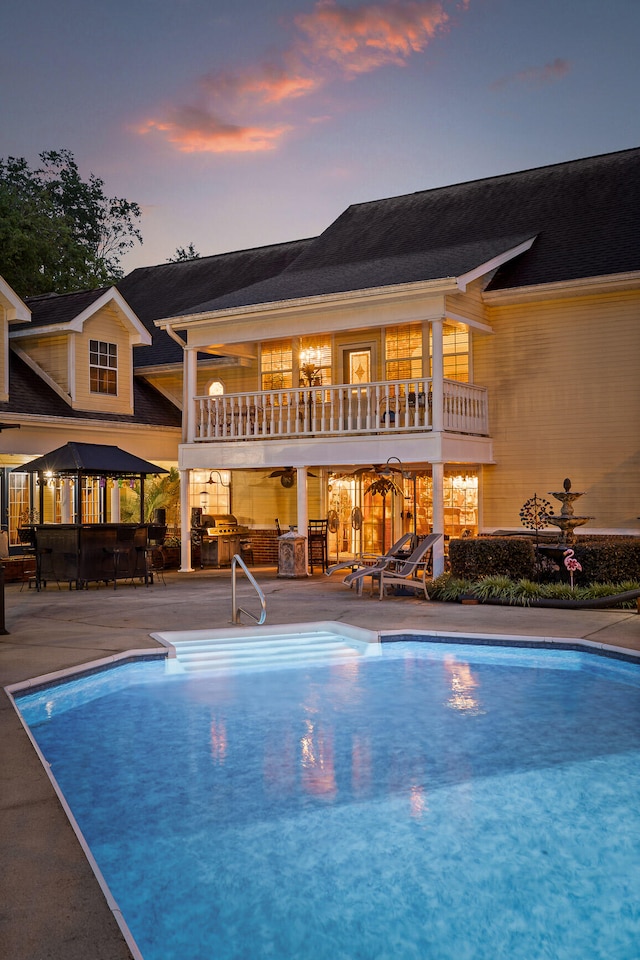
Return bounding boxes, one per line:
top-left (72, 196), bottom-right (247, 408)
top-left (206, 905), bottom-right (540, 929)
top-left (231, 554), bottom-right (267, 625)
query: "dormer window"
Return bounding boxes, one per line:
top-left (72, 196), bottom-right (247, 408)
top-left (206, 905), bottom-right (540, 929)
top-left (90, 340), bottom-right (117, 395)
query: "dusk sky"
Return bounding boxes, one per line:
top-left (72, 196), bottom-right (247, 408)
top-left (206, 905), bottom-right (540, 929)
top-left (3, 0), bottom-right (639, 274)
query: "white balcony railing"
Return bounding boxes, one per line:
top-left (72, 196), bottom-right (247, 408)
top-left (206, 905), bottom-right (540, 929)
top-left (194, 378), bottom-right (488, 442)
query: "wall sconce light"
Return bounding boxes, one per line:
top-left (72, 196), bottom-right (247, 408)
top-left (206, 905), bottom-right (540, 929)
top-left (204, 470), bottom-right (230, 488)
top-left (199, 470), bottom-right (231, 510)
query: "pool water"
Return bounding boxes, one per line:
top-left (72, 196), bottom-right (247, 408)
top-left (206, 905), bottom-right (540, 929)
top-left (16, 642), bottom-right (640, 960)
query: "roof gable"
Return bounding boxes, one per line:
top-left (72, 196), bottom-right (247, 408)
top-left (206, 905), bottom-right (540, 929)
top-left (15, 287), bottom-right (151, 344)
top-left (0, 277), bottom-right (30, 323)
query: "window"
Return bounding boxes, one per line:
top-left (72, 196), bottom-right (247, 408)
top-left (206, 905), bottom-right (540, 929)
top-left (261, 340), bottom-right (293, 391)
top-left (429, 323), bottom-right (469, 382)
top-left (385, 324), bottom-right (423, 380)
top-left (299, 336), bottom-right (332, 386)
top-left (90, 340), bottom-right (117, 395)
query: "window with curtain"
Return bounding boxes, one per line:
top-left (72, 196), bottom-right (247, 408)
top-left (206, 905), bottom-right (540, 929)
top-left (261, 340), bottom-right (293, 390)
top-left (385, 324), bottom-right (423, 380)
top-left (299, 335), bottom-right (332, 385)
top-left (430, 323), bottom-right (469, 381)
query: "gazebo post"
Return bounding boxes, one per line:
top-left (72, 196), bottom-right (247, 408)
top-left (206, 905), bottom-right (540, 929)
top-left (77, 472), bottom-right (83, 524)
top-left (37, 471), bottom-right (44, 524)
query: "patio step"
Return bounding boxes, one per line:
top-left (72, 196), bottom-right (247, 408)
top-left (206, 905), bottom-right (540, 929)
top-left (168, 630), bottom-right (370, 673)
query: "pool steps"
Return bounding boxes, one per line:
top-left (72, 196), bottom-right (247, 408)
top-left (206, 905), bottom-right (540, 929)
top-left (166, 630), bottom-right (377, 673)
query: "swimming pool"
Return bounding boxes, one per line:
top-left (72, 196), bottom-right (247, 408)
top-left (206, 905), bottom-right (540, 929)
top-left (12, 633), bottom-right (640, 960)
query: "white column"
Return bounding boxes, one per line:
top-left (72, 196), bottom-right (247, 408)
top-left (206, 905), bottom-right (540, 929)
top-left (60, 479), bottom-right (72, 523)
top-left (431, 318), bottom-right (444, 432)
top-left (184, 347), bottom-right (198, 443)
top-left (179, 468), bottom-right (194, 572)
top-left (431, 461), bottom-right (445, 577)
top-left (110, 480), bottom-right (121, 523)
top-left (296, 467), bottom-right (309, 573)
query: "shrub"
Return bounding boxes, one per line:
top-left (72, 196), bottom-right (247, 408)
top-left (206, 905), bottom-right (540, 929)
top-left (448, 537), bottom-right (535, 580)
top-left (570, 538), bottom-right (640, 583)
top-left (426, 573), bottom-right (640, 607)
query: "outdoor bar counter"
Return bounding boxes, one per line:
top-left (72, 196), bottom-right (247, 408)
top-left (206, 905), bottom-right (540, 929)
top-left (27, 523), bottom-right (151, 589)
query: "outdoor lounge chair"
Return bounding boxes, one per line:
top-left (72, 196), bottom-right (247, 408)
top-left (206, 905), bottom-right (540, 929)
top-left (342, 533), bottom-right (442, 599)
top-left (325, 532), bottom-right (416, 581)
top-left (378, 533), bottom-right (442, 600)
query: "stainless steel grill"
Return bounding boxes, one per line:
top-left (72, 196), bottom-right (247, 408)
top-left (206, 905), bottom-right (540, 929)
top-left (194, 514), bottom-right (248, 567)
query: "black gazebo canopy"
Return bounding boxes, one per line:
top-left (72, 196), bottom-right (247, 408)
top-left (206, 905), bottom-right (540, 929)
top-left (16, 442), bottom-right (168, 524)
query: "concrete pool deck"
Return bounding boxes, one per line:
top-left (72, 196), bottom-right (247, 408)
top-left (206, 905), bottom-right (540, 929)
top-left (1, 566), bottom-right (639, 960)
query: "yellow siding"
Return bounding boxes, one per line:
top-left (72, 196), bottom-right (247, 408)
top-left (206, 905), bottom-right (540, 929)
top-left (142, 371), bottom-right (183, 407)
top-left (14, 334), bottom-right (70, 393)
top-left (75, 308), bottom-right (134, 415)
top-left (231, 470), bottom-right (322, 529)
top-left (196, 361), bottom-right (260, 395)
top-left (445, 278), bottom-right (489, 326)
top-left (476, 289), bottom-right (640, 532)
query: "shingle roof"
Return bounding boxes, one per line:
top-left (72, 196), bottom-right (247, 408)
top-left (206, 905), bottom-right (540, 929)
top-left (182, 147), bottom-right (640, 315)
top-left (117, 238), bottom-right (313, 367)
top-left (15, 288), bottom-right (110, 332)
top-left (0, 351), bottom-right (181, 427)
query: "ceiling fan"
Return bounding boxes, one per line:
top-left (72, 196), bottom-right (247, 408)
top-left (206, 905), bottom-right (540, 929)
top-left (266, 467), bottom-right (318, 488)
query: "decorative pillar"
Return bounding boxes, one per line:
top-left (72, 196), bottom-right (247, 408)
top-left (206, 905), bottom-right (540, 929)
top-left (296, 466), bottom-right (309, 573)
top-left (431, 461), bottom-right (445, 577)
top-left (179, 468), bottom-right (194, 572)
top-left (184, 348), bottom-right (198, 443)
top-left (431, 318), bottom-right (444, 432)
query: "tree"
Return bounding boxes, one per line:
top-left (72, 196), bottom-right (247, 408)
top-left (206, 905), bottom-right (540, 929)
top-left (168, 242), bottom-right (201, 262)
top-left (0, 149), bottom-right (142, 297)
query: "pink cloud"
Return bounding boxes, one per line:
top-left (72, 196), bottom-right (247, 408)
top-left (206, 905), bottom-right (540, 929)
top-left (491, 58), bottom-right (571, 90)
top-left (295, 0), bottom-right (450, 75)
top-left (137, 107), bottom-right (291, 154)
top-left (138, 0), bottom-right (465, 154)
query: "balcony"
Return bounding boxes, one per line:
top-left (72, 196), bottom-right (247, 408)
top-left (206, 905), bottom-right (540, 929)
top-left (194, 378), bottom-right (489, 442)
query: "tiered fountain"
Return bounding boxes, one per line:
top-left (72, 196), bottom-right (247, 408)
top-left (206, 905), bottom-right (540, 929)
top-left (544, 478), bottom-right (594, 545)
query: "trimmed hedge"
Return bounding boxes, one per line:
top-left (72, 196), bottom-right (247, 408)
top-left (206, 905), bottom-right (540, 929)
top-left (449, 535), bottom-right (640, 583)
top-left (570, 538), bottom-right (640, 583)
top-left (449, 537), bottom-right (535, 580)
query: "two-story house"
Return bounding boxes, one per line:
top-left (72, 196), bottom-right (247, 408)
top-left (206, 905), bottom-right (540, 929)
top-left (0, 283), bottom-right (182, 545)
top-left (152, 147), bottom-right (640, 575)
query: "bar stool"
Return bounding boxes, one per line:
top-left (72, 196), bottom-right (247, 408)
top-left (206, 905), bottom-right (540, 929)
top-left (307, 519), bottom-right (328, 574)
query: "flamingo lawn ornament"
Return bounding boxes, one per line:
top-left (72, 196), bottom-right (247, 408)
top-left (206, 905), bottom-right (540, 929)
top-left (563, 549), bottom-right (582, 589)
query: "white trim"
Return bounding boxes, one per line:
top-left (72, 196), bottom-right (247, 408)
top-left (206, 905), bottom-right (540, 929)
top-left (445, 311), bottom-right (494, 334)
top-left (456, 237), bottom-right (537, 292)
top-left (482, 270), bottom-right (640, 304)
top-left (68, 332), bottom-right (76, 402)
top-left (156, 276), bottom-right (460, 330)
top-left (0, 277), bottom-right (30, 323)
top-left (9, 288), bottom-right (152, 345)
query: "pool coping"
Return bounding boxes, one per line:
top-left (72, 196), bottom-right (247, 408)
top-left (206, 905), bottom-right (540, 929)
top-left (6, 626), bottom-right (640, 700)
